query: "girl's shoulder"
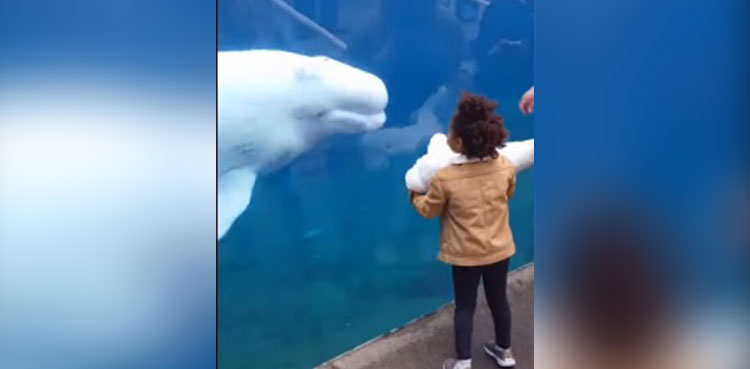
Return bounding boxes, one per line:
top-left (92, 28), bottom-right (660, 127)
top-left (438, 157), bottom-right (503, 181)
top-left (494, 155), bottom-right (517, 172)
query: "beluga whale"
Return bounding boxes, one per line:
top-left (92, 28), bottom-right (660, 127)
top-left (218, 49), bottom-right (388, 239)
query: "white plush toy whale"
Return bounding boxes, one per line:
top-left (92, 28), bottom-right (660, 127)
top-left (219, 50), bottom-right (388, 239)
top-left (405, 133), bottom-right (534, 193)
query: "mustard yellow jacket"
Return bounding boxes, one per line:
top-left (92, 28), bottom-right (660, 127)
top-left (411, 156), bottom-right (516, 266)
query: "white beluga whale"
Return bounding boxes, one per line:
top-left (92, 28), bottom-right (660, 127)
top-left (218, 49), bottom-right (388, 239)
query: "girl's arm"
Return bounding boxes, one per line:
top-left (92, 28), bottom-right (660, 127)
top-left (498, 139), bottom-right (534, 172)
top-left (410, 178), bottom-right (446, 219)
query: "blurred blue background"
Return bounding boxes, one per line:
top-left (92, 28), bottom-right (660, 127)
top-left (534, 0), bottom-right (749, 368)
top-left (0, 1), bottom-right (216, 369)
top-left (218, 0), bottom-right (534, 367)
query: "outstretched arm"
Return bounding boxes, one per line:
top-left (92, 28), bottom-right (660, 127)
top-left (499, 139), bottom-right (534, 173)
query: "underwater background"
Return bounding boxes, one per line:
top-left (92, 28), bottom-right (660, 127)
top-left (218, 0), bottom-right (533, 368)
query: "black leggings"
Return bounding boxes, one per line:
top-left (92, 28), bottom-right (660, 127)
top-left (452, 258), bottom-right (511, 360)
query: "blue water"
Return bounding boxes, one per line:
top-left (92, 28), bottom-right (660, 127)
top-left (218, 1), bottom-right (533, 368)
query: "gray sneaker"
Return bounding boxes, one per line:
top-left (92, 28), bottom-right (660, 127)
top-left (442, 359), bottom-right (470, 369)
top-left (483, 342), bottom-right (516, 367)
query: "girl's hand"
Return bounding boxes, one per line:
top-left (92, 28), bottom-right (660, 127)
top-left (519, 86), bottom-right (534, 115)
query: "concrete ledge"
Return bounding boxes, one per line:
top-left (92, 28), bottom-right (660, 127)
top-left (317, 264), bottom-right (534, 369)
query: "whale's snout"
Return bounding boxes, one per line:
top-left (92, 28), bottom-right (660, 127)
top-left (327, 65), bottom-right (388, 112)
top-left (365, 75), bottom-right (388, 113)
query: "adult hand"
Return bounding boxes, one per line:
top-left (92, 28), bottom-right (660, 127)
top-left (519, 86), bottom-right (534, 115)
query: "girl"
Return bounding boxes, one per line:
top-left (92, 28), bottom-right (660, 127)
top-left (410, 92), bottom-right (517, 369)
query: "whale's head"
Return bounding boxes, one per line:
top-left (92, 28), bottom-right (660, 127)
top-left (218, 50), bottom-right (388, 172)
top-left (290, 55), bottom-right (388, 135)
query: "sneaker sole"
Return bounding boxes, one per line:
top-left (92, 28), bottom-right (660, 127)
top-left (483, 346), bottom-right (516, 368)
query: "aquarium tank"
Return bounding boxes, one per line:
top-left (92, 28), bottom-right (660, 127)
top-left (218, 0), bottom-right (534, 367)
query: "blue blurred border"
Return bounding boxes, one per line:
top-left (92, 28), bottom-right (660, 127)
top-left (535, 0), bottom-right (749, 318)
top-left (0, 1), bottom-right (217, 369)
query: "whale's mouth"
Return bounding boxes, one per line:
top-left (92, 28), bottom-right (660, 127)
top-left (325, 108), bottom-right (386, 133)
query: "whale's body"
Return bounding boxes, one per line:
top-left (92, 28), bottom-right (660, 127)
top-left (218, 50), bottom-right (388, 239)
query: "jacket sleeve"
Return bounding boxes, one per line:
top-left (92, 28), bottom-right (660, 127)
top-left (507, 169), bottom-right (517, 200)
top-left (411, 177), bottom-right (446, 219)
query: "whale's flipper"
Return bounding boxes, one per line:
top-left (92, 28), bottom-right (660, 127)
top-left (218, 167), bottom-right (257, 239)
top-left (499, 139), bottom-right (534, 172)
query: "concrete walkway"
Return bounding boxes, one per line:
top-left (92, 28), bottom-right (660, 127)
top-left (317, 264), bottom-right (534, 369)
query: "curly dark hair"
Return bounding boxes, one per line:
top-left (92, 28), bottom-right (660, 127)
top-left (450, 92), bottom-right (508, 159)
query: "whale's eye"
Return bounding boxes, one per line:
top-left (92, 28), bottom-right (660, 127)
top-left (316, 110), bottom-right (327, 118)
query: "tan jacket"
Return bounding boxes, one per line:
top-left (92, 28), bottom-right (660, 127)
top-left (411, 156), bottom-right (516, 266)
